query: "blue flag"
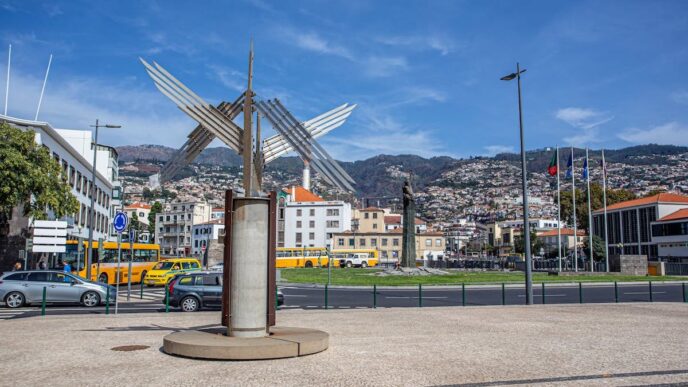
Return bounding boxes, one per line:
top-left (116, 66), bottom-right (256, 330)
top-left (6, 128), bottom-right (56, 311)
top-left (582, 157), bottom-right (589, 179)
top-left (565, 153), bottom-right (573, 179)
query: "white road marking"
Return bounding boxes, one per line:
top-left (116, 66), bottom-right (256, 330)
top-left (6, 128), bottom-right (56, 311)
top-left (285, 295), bottom-right (308, 297)
top-left (385, 296), bottom-right (448, 299)
top-left (517, 294), bottom-right (566, 297)
top-left (624, 292), bottom-right (666, 295)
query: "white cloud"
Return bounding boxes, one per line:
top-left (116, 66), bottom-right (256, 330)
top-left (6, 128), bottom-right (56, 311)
top-left (207, 64), bottom-right (246, 93)
top-left (556, 107), bottom-right (614, 146)
top-left (618, 122), bottom-right (688, 146)
top-left (364, 56), bottom-right (408, 77)
top-left (290, 32), bottom-right (353, 60)
top-left (671, 90), bottom-right (688, 105)
top-left (1, 64), bottom-right (193, 147)
top-left (483, 145), bottom-right (515, 156)
top-left (377, 35), bottom-right (455, 56)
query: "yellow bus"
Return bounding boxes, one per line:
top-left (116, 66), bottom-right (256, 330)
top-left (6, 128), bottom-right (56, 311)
top-left (62, 240), bottom-right (162, 285)
top-left (330, 249), bottom-right (379, 268)
top-left (276, 247), bottom-right (328, 268)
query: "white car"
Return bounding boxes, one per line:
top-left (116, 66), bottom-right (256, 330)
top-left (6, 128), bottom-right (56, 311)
top-left (339, 253), bottom-right (372, 268)
top-left (208, 263), bottom-right (223, 272)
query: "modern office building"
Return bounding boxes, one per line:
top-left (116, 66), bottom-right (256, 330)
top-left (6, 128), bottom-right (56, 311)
top-left (1, 114), bottom-right (119, 269)
top-left (592, 193), bottom-right (688, 258)
top-left (650, 208), bottom-right (688, 260)
top-left (155, 199), bottom-right (211, 256)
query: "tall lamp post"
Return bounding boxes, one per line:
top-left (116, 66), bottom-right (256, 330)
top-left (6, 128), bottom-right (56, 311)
top-left (86, 119), bottom-right (121, 280)
top-left (501, 63), bottom-right (533, 305)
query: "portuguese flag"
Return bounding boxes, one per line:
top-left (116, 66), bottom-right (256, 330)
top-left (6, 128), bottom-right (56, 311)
top-left (547, 148), bottom-right (558, 176)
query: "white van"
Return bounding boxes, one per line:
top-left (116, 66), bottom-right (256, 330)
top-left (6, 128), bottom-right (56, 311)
top-left (339, 253), bottom-right (372, 268)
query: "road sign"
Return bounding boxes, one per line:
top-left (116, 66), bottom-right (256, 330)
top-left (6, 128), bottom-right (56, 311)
top-left (32, 220), bottom-right (67, 253)
top-left (113, 212), bottom-right (128, 233)
top-left (25, 238), bottom-right (33, 252)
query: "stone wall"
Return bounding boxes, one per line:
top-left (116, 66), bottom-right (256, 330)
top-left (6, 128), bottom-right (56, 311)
top-left (609, 254), bottom-right (648, 276)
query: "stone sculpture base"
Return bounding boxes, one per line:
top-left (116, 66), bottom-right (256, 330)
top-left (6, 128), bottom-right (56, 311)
top-left (163, 326), bottom-right (328, 360)
top-left (374, 267), bottom-right (449, 276)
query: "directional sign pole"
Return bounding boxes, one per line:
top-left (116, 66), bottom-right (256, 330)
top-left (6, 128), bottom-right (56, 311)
top-left (115, 232), bottom-right (121, 315)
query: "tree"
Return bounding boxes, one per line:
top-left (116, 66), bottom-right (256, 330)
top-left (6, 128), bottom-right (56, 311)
top-left (148, 201), bottom-right (163, 240)
top-left (130, 211), bottom-right (141, 233)
top-left (514, 229), bottom-right (543, 256)
top-left (583, 235), bottom-right (606, 261)
top-left (0, 123), bottom-right (79, 221)
top-left (556, 183), bottom-right (635, 230)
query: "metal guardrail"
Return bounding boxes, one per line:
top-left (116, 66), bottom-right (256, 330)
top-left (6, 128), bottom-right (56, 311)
top-left (666, 263), bottom-right (688, 276)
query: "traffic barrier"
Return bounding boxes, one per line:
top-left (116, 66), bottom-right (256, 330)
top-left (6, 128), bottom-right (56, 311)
top-left (105, 286), bottom-right (110, 315)
top-left (683, 283), bottom-right (687, 303)
top-left (542, 283), bottom-right (546, 305)
top-left (501, 283), bottom-right (505, 305)
top-left (324, 284), bottom-right (328, 310)
top-left (649, 281), bottom-right (653, 302)
top-left (614, 282), bottom-right (619, 303)
top-left (140, 283), bottom-right (144, 300)
top-left (373, 284), bottom-right (377, 309)
top-left (418, 284), bottom-right (422, 308)
top-left (462, 283), bottom-right (466, 306)
top-left (579, 282), bottom-right (583, 304)
top-left (41, 287), bottom-right (46, 316)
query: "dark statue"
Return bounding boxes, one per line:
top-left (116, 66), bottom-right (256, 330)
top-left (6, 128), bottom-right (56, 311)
top-left (401, 180), bottom-right (417, 268)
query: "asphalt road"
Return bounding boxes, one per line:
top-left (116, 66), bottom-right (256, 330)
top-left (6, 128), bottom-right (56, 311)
top-left (1, 282), bottom-right (686, 320)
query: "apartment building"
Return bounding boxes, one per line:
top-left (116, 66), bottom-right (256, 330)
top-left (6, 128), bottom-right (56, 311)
top-left (592, 193), bottom-right (688, 258)
top-left (651, 208), bottom-right (688, 260)
top-left (191, 218), bottom-right (225, 256)
top-left (124, 202), bottom-right (151, 228)
top-left (331, 229), bottom-right (445, 262)
top-left (155, 199), bottom-right (211, 256)
top-left (278, 187), bottom-right (351, 249)
top-left (538, 228), bottom-right (586, 255)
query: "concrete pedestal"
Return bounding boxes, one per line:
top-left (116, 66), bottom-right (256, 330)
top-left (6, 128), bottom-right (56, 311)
top-left (163, 326), bottom-right (329, 360)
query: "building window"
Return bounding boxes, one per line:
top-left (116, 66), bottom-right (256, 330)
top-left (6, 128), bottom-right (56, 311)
top-left (296, 233), bottom-right (302, 243)
top-left (371, 239), bottom-right (377, 247)
top-left (327, 209), bottom-right (340, 216)
top-left (436, 238), bottom-right (442, 247)
top-left (393, 238), bottom-right (399, 246)
top-left (309, 232), bottom-right (315, 240)
top-left (364, 213), bottom-right (369, 219)
top-left (373, 223), bottom-right (378, 229)
top-left (348, 238), bottom-right (355, 246)
top-left (373, 212), bottom-right (378, 219)
top-left (76, 172), bottom-right (82, 193)
top-left (425, 239), bottom-right (431, 247)
top-left (326, 220), bottom-right (340, 228)
top-left (69, 166), bottom-right (76, 187)
top-left (338, 238), bottom-right (345, 246)
top-left (360, 238), bottom-right (366, 246)
top-left (297, 209), bottom-right (302, 217)
top-left (309, 209), bottom-right (315, 216)
top-left (296, 221), bottom-right (302, 228)
top-left (195, 229), bottom-right (199, 235)
top-left (279, 208), bottom-right (284, 220)
top-left (309, 220), bottom-right (315, 228)
top-left (382, 238), bottom-right (388, 246)
top-left (139, 212), bottom-right (145, 217)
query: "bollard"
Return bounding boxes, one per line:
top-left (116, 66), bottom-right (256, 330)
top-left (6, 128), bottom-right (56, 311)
top-left (418, 284), bottom-right (422, 308)
top-left (140, 283), bottom-right (144, 300)
top-left (462, 283), bottom-right (466, 306)
top-left (373, 284), bottom-right (377, 309)
top-left (325, 284), bottom-right (328, 310)
top-left (542, 283), bottom-right (546, 305)
top-left (41, 287), bottom-right (47, 316)
top-left (105, 286), bottom-right (110, 315)
top-left (649, 281), bottom-right (653, 303)
top-left (275, 287), bottom-right (280, 310)
top-left (579, 282), bottom-right (583, 304)
top-left (614, 281), bottom-right (619, 303)
top-left (684, 283), bottom-right (687, 303)
top-left (165, 283), bottom-right (170, 313)
top-left (501, 283), bottom-right (505, 306)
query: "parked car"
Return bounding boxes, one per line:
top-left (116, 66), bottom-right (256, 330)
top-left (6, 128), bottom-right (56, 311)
top-left (143, 258), bottom-right (202, 286)
top-left (339, 253), bottom-right (374, 268)
top-left (0, 270), bottom-right (116, 308)
top-left (165, 272), bottom-right (284, 312)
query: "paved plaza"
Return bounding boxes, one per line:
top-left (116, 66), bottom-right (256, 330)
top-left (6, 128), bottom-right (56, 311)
top-left (1, 303), bottom-right (687, 386)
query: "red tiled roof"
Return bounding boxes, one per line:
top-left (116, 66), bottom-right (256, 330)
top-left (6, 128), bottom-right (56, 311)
top-left (282, 186), bottom-right (324, 202)
top-left (657, 208), bottom-right (688, 222)
top-left (384, 215), bottom-right (401, 224)
top-left (125, 202), bottom-right (151, 210)
top-left (594, 193), bottom-right (688, 214)
top-left (538, 228), bottom-right (586, 237)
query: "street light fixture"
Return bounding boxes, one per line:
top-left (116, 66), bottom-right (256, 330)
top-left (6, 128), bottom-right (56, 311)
top-left (86, 119), bottom-right (121, 280)
top-left (501, 63), bottom-right (533, 305)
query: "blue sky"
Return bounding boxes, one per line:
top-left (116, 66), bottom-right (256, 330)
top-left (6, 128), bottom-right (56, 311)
top-left (1, 0), bottom-right (687, 160)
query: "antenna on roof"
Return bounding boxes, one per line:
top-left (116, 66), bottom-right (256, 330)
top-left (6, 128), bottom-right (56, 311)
top-left (4, 44), bottom-right (11, 115)
top-left (35, 54), bottom-right (53, 121)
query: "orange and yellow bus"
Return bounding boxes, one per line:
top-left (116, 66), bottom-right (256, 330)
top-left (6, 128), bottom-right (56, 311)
top-left (276, 247), bottom-right (328, 268)
top-left (62, 240), bottom-right (162, 285)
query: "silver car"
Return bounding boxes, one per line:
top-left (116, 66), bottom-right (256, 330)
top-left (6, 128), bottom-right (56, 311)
top-left (0, 270), bottom-right (116, 308)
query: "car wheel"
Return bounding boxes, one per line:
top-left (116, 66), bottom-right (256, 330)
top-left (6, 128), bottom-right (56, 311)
top-left (305, 261), bottom-right (313, 268)
top-left (361, 261), bottom-right (368, 268)
top-left (140, 270), bottom-right (147, 284)
top-left (5, 292), bottom-right (25, 308)
top-left (82, 291), bottom-right (101, 307)
top-left (98, 273), bottom-right (108, 284)
top-left (180, 296), bottom-right (199, 312)
top-left (346, 261), bottom-right (352, 268)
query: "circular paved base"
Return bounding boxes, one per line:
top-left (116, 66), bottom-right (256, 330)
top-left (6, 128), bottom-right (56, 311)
top-left (163, 326), bottom-right (329, 360)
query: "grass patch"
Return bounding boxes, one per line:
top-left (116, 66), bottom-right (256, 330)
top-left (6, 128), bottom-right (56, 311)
top-left (279, 268), bottom-right (687, 286)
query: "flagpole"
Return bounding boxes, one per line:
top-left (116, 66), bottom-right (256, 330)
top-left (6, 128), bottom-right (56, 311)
top-left (4, 44), bottom-right (10, 116)
top-left (586, 147), bottom-right (593, 272)
top-left (602, 149), bottom-right (610, 272)
top-left (556, 146), bottom-right (562, 272)
top-left (571, 146), bottom-right (578, 272)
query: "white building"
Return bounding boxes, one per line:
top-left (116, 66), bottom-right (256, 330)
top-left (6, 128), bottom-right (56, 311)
top-left (155, 199), bottom-right (211, 256)
top-left (651, 208), bottom-right (688, 260)
top-left (279, 187), bottom-right (351, 249)
top-left (500, 218), bottom-right (560, 230)
top-left (124, 202), bottom-right (152, 228)
top-left (191, 218), bottom-right (225, 256)
top-left (2, 115), bottom-right (117, 244)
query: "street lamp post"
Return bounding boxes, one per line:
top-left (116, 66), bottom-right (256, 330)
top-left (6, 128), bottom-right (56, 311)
top-left (86, 119), bottom-right (121, 280)
top-left (501, 63), bottom-right (533, 305)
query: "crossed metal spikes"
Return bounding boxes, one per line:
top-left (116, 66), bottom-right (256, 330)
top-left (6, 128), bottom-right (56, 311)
top-left (141, 58), bottom-right (356, 192)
